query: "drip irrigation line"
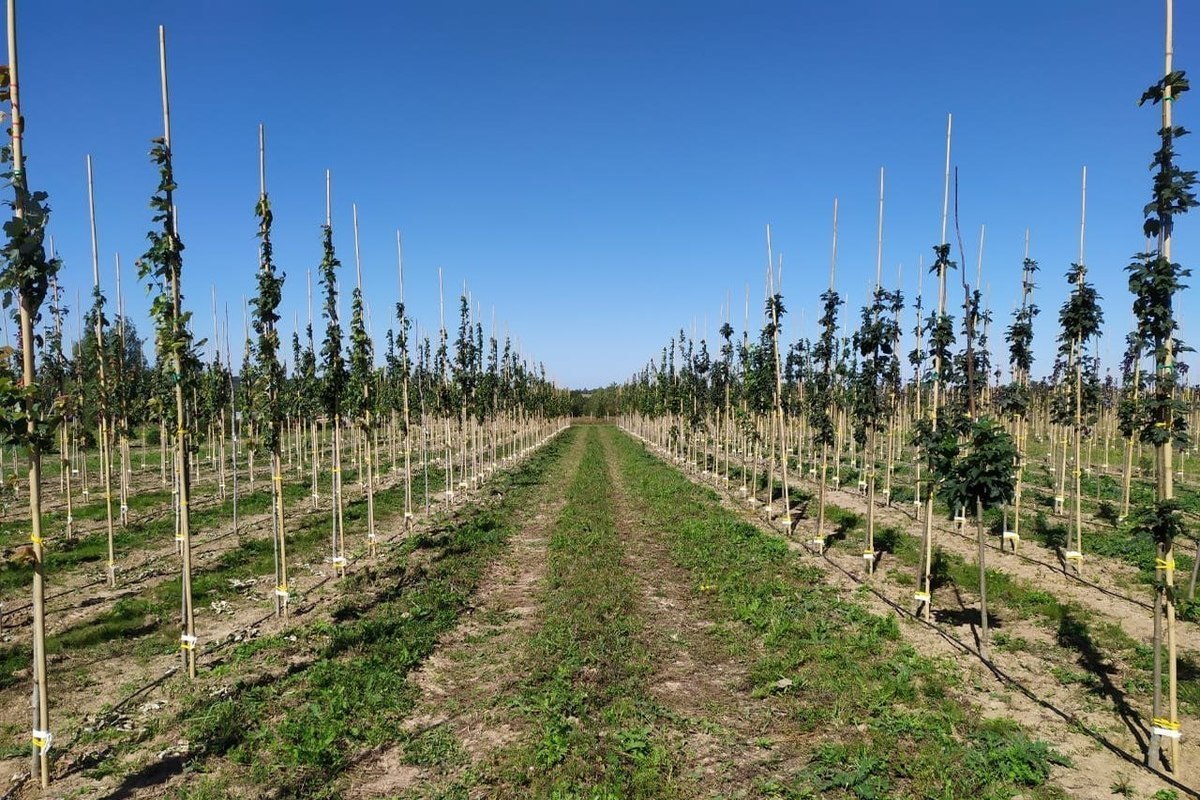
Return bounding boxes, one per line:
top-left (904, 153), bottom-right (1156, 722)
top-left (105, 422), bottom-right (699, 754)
top-left (711, 441), bottom-right (1157, 613)
top-left (31, 426), bottom-right (566, 785)
top-left (628, 427), bottom-right (1200, 799)
top-left (813, 544), bottom-right (1199, 799)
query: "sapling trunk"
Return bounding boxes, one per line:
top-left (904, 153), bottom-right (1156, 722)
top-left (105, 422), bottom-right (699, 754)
top-left (86, 155), bottom-right (117, 587)
top-left (397, 232), bottom-right (414, 529)
top-left (917, 114), bottom-right (953, 621)
top-left (1121, 356), bottom-right (1140, 520)
top-left (350, 204), bottom-right (377, 556)
top-left (6, 1), bottom-right (53, 781)
top-left (814, 200), bottom-right (840, 551)
top-left (115, 255), bottom-right (130, 528)
top-left (1072, 169), bottom-right (1089, 577)
top-left (1142, 0), bottom-right (1185, 769)
top-left (253, 125), bottom-right (288, 615)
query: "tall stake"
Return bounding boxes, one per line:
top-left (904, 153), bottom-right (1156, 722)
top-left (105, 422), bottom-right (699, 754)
top-left (813, 200), bottom-right (838, 550)
top-left (86, 154), bottom-right (117, 587)
top-left (254, 123), bottom-right (288, 615)
top-left (1143, 0), bottom-right (1184, 769)
top-left (1070, 167), bottom-right (1088, 576)
top-left (159, 25), bottom-right (197, 679)
top-left (350, 203), bottom-right (377, 555)
top-left (397, 231), bottom-right (414, 528)
top-left (115, 254), bottom-right (130, 528)
top-left (865, 166), bottom-right (885, 573)
top-left (7, 0), bottom-right (52, 783)
top-left (917, 112), bottom-right (953, 621)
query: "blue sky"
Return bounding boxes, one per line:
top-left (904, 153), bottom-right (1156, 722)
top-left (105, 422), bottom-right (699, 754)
top-left (11, 0), bottom-right (1197, 388)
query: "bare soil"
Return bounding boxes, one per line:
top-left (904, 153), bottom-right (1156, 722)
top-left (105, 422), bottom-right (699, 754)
top-left (345, 430), bottom-right (587, 799)
top-left (664, 444), bottom-right (1200, 799)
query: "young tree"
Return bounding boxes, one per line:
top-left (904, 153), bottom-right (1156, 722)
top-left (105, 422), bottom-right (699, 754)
top-left (1132, 2), bottom-right (1194, 768)
top-left (250, 125), bottom-right (289, 615)
top-left (0, 7), bottom-right (63, 781)
top-left (1057, 236), bottom-right (1103, 575)
top-left (940, 224), bottom-right (1017, 660)
top-left (808, 204), bottom-right (842, 550)
top-left (348, 204), bottom-right (376, 555)
top-left (136, 27), bottom-right (200, 679)
top-left (914, 115), bottom-right (954, 621)
top-left (85, 155), bottom-right (116, 586)
top-left (317, 173), bottom-right (348, 574)
top-left (997, 250), bottom-right (1038, 550)
top-left (855, 279), bottom-right (901, 572)
top-left (392, 231), bottom-right (414, 527)
top-left (43, 274), bottom-right (71, 538)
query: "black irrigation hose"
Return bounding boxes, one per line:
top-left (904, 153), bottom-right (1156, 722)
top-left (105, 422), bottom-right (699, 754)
top-left (812, 544), bottom-right (1200, 800)
top-left (0, 479), bottom-right (251, 611)
top-left (928, 505), bottom-right (1155, 612)
top-left (831, 486), bottom-right (1157, 612)
top-left (630, 431), bottom-right (1200, 799)
top-left (691, 441), bottom-right (1158, 614)
top-left (41, 427), bottom-right (566, 782)
top-left (0, 498), bottom-right (284, 626)
top-left (0, 443), bottom-right (477, 626)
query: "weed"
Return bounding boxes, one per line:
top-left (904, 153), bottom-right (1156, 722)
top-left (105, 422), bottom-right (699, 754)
top-left (611, 427), bottom-right (1066, 799)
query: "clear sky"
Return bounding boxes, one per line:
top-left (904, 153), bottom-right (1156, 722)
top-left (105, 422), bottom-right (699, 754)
top-left (11, 0), bottom-right (1197, 388)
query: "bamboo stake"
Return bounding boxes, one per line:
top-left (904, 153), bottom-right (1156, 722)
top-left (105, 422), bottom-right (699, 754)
top-left (9, 0), bottom-right (50, 783)
top-left (259, 124), bottom-right (288, 617)
top-left (1069, 167), bottom-right (1087, 577)
top-left (352, 203), bottom-right (377, 556)
top-left (115, 254), bottom-right (130, 528)
top-left (397, 230), bottom-right (414, 529)
top-left (159, 25), bottom-right (198, 680)
top-left (917, 112), bottom-right (953, 621)
top-left (86, 154), bottom-right (117, 587)
top-left (865, 167), bottom-right (884, 574)
top-left (1148, 0), bottom-right (1181, 770)
top-left (814, 199), bottom-right (838, 551)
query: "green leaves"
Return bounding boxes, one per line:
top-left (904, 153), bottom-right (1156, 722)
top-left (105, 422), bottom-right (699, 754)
top-left (0, 144), bottom-right (62, 451)
top-left (994, 383), bottom-right (1030, 419)
top-left (346, 286), bottom-right (373, 423)
top-left (853, 285), bottom-right (903, 434)
top-left (1127, 251), bottom-right (1189, 362)
top-left (939, 418), bottom-right (1018, 517)
top-left (318, 224), bottom-right (346, 418)
top-left (1138, 71), bottom-right (1197, 238)
top-left (250, 190), bottom-right (286, 453)
top-left (1131, 499), bottom-right (1186, 549)
top-left (1058, 263), bottom-right (1103, 350)
top-left (1140, 70), bottom-right (1191, 107)
top-left (1127, 81), bottom-right (1194, 448)
top-left (135, 138), bottom-right (195, 383)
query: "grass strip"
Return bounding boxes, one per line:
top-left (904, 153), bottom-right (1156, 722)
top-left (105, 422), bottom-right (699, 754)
top-left (612, 427), bottom-right (1068, 800)
top-left (160, 429), bottom-right (570, 798)
top-left (490, 425), bottom-right (684, 799)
